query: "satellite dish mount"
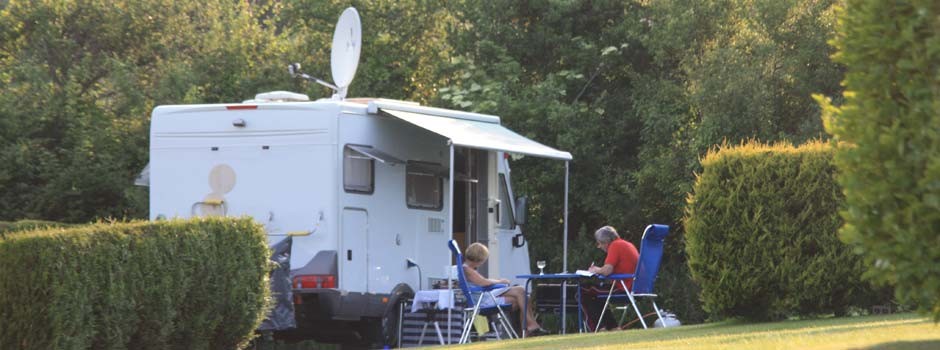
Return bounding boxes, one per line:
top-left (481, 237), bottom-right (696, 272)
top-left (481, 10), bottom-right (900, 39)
top-left (288, 7), bottom-right (362, 100)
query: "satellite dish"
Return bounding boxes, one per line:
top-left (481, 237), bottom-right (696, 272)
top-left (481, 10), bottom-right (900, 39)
top-left (331, 7), bottom-right (361, 99)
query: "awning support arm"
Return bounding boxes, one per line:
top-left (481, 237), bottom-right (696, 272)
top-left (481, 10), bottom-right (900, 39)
top-left (561, 160), bottom-right (570, 334)
top-left (563, 161), bottom-right (569, 273)
top-left (447, 143), bottom-right (455, 344)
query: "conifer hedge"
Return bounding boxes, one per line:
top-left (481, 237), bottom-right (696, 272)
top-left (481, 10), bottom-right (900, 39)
top-left (0, 217), bottom-right (270, 350)
top-left (819, 0), bottom-right (940, 320)
top-left (0, 219), bottom-right (70, 239)
top-left (684, 141), bottom-right (887, 320)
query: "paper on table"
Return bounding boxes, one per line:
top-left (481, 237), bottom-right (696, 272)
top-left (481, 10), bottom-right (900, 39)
top-left (575, 269), bottom-right (595, 277)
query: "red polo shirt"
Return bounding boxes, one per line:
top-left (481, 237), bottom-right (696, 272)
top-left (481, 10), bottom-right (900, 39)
top-left (605, 238), bottom-right (639, 290)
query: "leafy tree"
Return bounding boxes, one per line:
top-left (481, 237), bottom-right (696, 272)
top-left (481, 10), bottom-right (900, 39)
top-left (0, 0), bottom-right (855, 324)
top-left (440, 0), bottom-right (844, 323)
top-left (633, 0), bottom-right (843, 225)
top-left (0, 0), bottom-right (461, 223)
top-left (819, 0), bottom-right (940, 320)
top-left (0, 0), bottom-right (301, 222)
top-left (276, 0), bottom-right (459, 103)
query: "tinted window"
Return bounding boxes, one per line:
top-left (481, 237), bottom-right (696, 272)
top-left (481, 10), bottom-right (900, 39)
top-left (344, 146), bottom-right (374, 194)
top-left (406, 161), bottom-right (443, 210)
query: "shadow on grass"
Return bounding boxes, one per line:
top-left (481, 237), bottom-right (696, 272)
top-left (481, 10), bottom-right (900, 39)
top-left (856, 340), bottom-right (940, 350)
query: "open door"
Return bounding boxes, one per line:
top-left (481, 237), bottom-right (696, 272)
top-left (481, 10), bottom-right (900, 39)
top-left (496, 158), bottom-right (530, 285)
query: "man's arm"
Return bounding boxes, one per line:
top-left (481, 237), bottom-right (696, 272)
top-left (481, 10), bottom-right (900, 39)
top-left (588, 263), bottom-right (614, 276)
top-left (591, 241), bottom-right (623, 276)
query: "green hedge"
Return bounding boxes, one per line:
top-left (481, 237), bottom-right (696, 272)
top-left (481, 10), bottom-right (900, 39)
top-left (684, 141), bottom-right (887, 320)
top-left (819, 0), bottom-right (940, 320)
top-left (0, 219), bottom-right (70, 239)
top-left (0, 217), bottom-right (271, 350)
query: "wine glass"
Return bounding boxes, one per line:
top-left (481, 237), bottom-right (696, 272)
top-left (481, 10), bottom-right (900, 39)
top-left (536, 260), bottom-right (546, 275)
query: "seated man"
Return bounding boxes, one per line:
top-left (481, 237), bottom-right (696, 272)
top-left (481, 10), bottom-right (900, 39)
top-left (463, 242), bottom-right (549, 336)
top-left (581, 225), bottom-right (639, 331)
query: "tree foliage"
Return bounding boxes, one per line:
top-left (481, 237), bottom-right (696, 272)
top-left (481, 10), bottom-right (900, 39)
top-left (819, 0), bottom-right (940, 320)
top-left (0, 0), bottom-right (852, 323)
top-left (438, 0), bottom-right (843, 322)
top-left (0, 0), bottom-right (457, 222)
top-left (275, 0), bottom-right (458, 103)
top-left (0, 0), bottom-right (293, 222)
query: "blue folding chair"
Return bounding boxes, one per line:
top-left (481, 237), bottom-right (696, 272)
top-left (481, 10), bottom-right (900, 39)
top-left (447, 240), bottom-right (519, 343)
top-left (595, 224), bottom-right (669, 331)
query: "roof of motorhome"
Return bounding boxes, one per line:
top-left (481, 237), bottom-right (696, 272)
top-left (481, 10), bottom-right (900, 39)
top-left (151, 97), bottom-right (498, 123)
top-left (151, 95), bottom-right (572, 161)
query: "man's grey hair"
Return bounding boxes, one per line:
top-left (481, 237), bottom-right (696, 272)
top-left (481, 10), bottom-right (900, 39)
top-left (594, 225), bottom-right (620, 244)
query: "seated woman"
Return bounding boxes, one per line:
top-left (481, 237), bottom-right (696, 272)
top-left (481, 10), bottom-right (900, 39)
top-left (463, 242), bottom-right (549, 336)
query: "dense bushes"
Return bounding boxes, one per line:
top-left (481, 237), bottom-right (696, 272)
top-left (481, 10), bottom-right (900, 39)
top-left (0, 217), bottom-right (270, 350)
top-left (0, 220), bottom-right (70, 238)
top-left (819, 0), bottom-right (940, 320)
top-left (684, 141), bottom-right (887, 320)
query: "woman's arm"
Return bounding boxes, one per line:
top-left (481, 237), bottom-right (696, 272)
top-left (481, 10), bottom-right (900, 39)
top-left (463, 265), bottom-right (509, 286)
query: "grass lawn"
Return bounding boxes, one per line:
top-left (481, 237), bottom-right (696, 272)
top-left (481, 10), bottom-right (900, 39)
top-left (438, 313), bottom-right (939, 350)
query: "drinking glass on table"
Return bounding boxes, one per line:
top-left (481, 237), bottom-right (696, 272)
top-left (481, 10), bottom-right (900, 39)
top-left (536, 260), bottom-right (546, 275)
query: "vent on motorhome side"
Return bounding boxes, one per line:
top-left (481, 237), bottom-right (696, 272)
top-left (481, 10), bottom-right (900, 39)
top-left (427, 218), bottom-right (444, 233)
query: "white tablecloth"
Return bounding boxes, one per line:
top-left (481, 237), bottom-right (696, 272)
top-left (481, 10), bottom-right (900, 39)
top-left (410, 289), bottom-right (456, 313)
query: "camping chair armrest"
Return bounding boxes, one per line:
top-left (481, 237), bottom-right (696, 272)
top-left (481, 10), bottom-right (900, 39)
top-left (469, 283), bottom-right (508, 292)
top-left (599, 273), bottom-right (634, 280)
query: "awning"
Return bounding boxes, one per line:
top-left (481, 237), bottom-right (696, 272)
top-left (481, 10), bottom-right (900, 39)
top-left (380, 109), bottom-right (573, 161)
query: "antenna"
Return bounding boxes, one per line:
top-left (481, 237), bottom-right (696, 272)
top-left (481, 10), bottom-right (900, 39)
top-left (287, 7), bottom-right (361, 100)
top-left (288, 62), bottom-right (338, 92)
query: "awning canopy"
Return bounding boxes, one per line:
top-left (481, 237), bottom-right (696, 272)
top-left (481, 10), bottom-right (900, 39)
top-left (380, 109), bottom-right (573, 161)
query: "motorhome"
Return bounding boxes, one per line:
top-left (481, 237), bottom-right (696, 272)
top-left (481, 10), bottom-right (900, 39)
top-left (143, 7), bottom-right (573, 347)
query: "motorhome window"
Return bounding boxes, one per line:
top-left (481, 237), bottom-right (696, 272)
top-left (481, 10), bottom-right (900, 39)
top-left (344, 145), bottom-right (374, 194)
top-left (498, 174), bottom-right (515, 229)
top-left (406, 161), bottom-right (444, 210)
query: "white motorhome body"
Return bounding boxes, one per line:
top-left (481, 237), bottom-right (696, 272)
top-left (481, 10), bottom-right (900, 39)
top-left (148, 94), bottom-right (571, 344)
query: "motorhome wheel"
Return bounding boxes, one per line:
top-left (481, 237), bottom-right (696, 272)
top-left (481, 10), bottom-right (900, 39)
top-left (380, 283), bottom-right (414, 348)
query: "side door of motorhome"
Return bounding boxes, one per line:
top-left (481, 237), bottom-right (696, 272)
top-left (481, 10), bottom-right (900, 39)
top-left (495, 154), bottom-right (531, 285)
top-left (341, 208), bottom-right (369, 292)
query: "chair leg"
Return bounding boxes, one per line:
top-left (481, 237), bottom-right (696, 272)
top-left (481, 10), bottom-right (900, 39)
top-left (460, 311), bottom-right (471, 344)
top-left (490, 320), bottom-right (501, 340)
top-left (461, 305), bottom-right (482, 344)
top-left (418, 322), bottom-right (429, 345)
top-left (621, 280), bottom-right (647, 329)
top-left (651, 300), bottom-right (665, 327)
top-left (462, 308), bottom-right (479, 344)
top-left (497, 312), bottom-right (517, 339)
top-left (626, 293), bottom-right (646, 329)
top-left (495, 308), bottom-right (518, 339)
top-left (618, 306), bottom-right (629, 327)
top-left (434, 321), bottom-right (445, 345)
top-left (487, 292), bottom-right (518, 339)
top-left (595, 283), bottom-right (617, 332)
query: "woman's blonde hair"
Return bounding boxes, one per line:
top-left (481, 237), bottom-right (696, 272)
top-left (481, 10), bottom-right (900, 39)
top-left (465, 242), bottom-right (489, 263)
